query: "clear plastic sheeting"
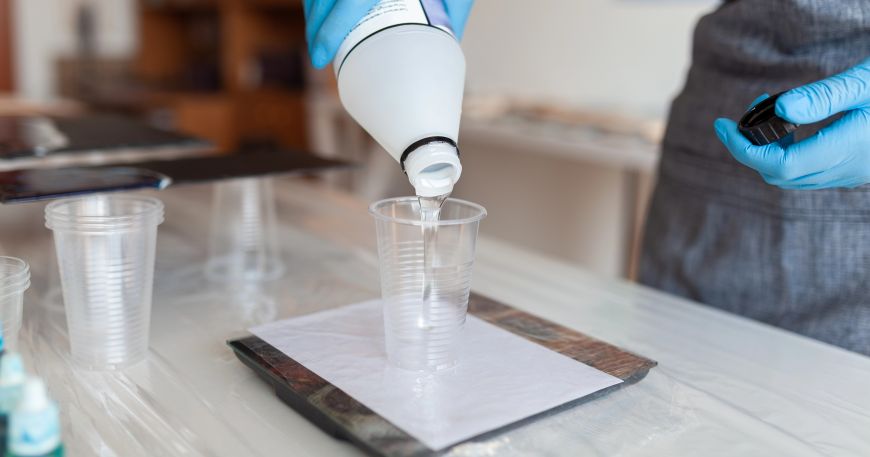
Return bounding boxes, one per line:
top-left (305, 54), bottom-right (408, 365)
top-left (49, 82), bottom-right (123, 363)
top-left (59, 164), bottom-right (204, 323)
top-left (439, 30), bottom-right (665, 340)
top-left (0, 179), bottom-right (867, 456)
top-left (446, 370), bottom-right (697, 457)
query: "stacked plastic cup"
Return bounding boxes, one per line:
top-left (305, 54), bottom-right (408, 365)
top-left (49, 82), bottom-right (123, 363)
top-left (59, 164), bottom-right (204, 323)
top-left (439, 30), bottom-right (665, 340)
top-left (206, 178), bottom-right (284, 283)
top-left (370, 197), bottom-right (486, 371)
top-left (45, 194), bottom-right (164, 370)
top-left (0, 257), bottom-right (31, 349)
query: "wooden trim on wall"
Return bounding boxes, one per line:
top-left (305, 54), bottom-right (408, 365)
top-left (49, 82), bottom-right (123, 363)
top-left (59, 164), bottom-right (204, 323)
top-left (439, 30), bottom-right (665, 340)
top-left (0, 0), bottom-right (14, 92)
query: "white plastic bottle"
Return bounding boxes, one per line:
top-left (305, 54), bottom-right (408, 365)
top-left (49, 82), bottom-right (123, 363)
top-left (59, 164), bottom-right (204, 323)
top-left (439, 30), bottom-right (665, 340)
top-left (333, 0), bottom-right (465, 197)
top-left (7, 378), bottom-right (62, 457)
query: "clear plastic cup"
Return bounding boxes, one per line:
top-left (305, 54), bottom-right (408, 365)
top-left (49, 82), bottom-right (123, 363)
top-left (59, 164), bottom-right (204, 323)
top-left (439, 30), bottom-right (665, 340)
top-left (370, 197), bottom-right (486, 371)
top-left (206, 178), bottom-right (284, 283)
top-left (45, 194), bottom-right (164, 370)
top-left (0, 257), bottom-right (31, 350)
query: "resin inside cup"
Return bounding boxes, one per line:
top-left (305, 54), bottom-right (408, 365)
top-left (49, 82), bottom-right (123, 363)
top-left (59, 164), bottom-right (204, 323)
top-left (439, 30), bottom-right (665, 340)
top-left (370, 197), bottom-right (486, 371)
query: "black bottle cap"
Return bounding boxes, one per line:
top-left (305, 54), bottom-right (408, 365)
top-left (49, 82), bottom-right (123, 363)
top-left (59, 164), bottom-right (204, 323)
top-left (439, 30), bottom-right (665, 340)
top-left (738, 92), bottom-right (799, 146)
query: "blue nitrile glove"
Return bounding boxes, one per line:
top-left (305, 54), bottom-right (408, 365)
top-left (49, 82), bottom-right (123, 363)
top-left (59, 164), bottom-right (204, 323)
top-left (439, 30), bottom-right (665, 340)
top-left (714, 57), bottom-right (870, 189)
top-left (304, 0), bottom-right (475, 69)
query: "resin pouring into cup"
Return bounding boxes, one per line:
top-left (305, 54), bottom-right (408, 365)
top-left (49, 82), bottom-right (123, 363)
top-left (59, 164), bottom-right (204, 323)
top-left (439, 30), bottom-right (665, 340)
top-left (370, 197), bottom-right (486, 371)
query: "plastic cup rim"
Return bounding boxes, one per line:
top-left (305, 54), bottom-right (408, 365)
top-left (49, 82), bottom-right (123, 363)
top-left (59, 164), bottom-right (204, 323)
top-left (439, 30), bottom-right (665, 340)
top-left (369, 196), bottom-right (487, 226)
top-left (45, 194), bottom-right (164, 232)
top-left (0, 256), bottom-right (30, 295)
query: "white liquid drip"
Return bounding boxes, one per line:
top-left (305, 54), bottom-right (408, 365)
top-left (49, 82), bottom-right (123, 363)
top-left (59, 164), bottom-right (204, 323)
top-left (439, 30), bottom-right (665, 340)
top-left (418, 193), bottom-right (449, 330)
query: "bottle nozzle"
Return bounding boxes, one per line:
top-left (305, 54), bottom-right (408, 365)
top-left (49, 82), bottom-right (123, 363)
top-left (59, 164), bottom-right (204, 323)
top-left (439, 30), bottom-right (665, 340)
top-left (403, 141), bottom-right (462, 198)
top-left (18, 378), bottom-right (49, 412)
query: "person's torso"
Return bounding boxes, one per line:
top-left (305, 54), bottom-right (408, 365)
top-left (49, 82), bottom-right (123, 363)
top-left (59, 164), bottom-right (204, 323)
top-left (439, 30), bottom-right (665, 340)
top-left (660, 0), bottom-right (870, 217)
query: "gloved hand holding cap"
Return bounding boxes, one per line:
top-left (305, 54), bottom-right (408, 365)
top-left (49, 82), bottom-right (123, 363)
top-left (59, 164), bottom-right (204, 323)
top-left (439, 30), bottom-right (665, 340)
top-left (714, 57), bottom-right (870, 189)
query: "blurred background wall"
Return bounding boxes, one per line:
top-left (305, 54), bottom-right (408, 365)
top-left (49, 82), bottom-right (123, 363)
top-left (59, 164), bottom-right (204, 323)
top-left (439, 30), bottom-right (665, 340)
top-left (2, 0), bottom-right (719, 279)
top-left (463, 0), bottom-right (716, 117)
top-left (456, 0), bottom-right (717, 277)
top-left (13, 0), bottom-right (137, 101)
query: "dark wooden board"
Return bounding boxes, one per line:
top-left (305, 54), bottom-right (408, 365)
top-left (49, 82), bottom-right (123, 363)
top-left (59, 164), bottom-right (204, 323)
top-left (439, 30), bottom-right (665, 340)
top-left (0, 150), bottom-right (350, 203)
top-left (228, 293), bottom-right (657, 457)
top-left (0, 114), bottom-right (208, 160)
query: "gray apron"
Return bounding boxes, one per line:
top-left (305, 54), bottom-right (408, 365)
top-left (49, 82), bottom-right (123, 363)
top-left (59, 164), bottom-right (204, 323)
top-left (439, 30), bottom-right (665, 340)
top-left (639, 0), bottom-right (870, 355)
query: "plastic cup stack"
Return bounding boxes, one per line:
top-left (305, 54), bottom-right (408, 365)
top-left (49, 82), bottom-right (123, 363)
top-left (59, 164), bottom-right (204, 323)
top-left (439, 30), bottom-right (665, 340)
top-left (370, 197), bottom-right (486, 371)
top-left (0, 257), bottom-right (30, 350)
top-left (206, 178), bottom-right (284, 283)
top-left (45, 194), bottom-right (164, 370)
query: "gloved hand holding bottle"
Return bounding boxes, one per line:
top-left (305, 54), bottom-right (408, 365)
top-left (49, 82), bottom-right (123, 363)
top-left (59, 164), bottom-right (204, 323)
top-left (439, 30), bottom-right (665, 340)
top-left (714, 57), bottom-right (870, 189)
top-left (302, 0), bottom-right (473, 198)
top-left (304, 0), bottom-right (474, 68)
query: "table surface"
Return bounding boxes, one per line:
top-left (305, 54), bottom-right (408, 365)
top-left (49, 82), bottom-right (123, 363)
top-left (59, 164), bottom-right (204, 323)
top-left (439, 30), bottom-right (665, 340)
top-left (0, 178), bottom-right (868, 457)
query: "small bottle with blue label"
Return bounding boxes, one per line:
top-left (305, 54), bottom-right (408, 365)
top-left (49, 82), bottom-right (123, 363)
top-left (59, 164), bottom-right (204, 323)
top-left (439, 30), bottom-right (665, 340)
top-left (6, 379), bottom-right (62, 457)
top-left (0, 353), bottom-right (26, 456)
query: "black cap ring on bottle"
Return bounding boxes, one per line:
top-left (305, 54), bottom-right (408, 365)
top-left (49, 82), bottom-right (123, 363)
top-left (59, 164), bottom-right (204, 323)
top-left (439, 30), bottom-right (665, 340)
top-left (738, 92), bottom-right (799, 146)
top-left (399, 136), bottom-right (459, 173)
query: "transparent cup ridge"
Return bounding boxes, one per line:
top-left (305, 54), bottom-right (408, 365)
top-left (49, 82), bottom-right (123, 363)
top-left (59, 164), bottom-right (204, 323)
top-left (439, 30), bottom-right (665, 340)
top-left (0, 257), bottom-right (30, 295)
top-left (369, 196), bottom-right (487, 226)
top-left (370, 197), bottom-right (486, 372)
top-left (0, 256), bottom-right (31, 349)
top-left (45, 194), bottom-right (164, 232)
top-left (45, 194), bottom-right (164, 370)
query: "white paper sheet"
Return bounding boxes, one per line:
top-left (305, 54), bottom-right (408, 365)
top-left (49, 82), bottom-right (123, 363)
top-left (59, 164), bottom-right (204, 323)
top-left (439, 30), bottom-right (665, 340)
top-left (250, 300), bottom-right (622, 451)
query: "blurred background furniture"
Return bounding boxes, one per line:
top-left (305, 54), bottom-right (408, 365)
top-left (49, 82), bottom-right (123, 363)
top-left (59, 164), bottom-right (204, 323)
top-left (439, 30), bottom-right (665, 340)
top-left (60, 0), bottom-right (310, 153)
top-left (0, 0), bottom-right (12, 92)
